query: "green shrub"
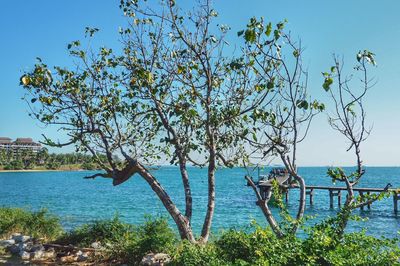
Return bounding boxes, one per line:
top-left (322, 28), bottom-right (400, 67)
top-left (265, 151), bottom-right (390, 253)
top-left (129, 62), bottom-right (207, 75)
top-left (135, 216), bottom-right (176, 256)
top-left (214, 225), bottom-right (308, 265)
top-left (215, 229), bottom-right (252, 263)
top-left (2, 208), bottom-right (399, 265)
top-left (3, 160), bottom-right (24, 170)
top-left (3, 164), bottom-right (12, 170)
top-left (56, 215), bottom-right (132, 247)
top-left (171, 241), bottom-right (225, 266)
top-left (57, 215), bottom-right (176, 265)
top-left (303, 229), bottom-right (400, 266)
top-left (46, 161), bottom-right (60, 170)
top-left (0, 207), bottom-right (63, 240)
top-left (81, 162), bottom-right (96, 170)
top-left (328, 232), bottom-right (400, 265)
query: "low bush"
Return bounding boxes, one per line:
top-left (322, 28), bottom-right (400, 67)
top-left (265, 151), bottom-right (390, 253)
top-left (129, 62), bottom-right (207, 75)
top-left (46, 161), bottom-right (61, 170)
top-left (171, 241), bottom-right (224, 266)
top-left (0, 207), bottom-right (63, 240)
top-left (303, 228), bottom-right (400, 266)
top-left (56, 215), bottom-right (132, 247)
top-left (56, 215), bottom-right (176, 264)
top-left (81, 162), bottom-right (96, 170)
top-left (212, 223), bottom-right (400, 266)
top-left (3, 160), bottom-right (24, 170)
top-left (132, 216), bottom-right (177, 259)
top-left (215, 225), bottom-right (309, 265)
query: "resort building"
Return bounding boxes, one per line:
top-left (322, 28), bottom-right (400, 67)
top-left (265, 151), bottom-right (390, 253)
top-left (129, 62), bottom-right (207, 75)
top-left (0, 137), bottom-right (42, 155)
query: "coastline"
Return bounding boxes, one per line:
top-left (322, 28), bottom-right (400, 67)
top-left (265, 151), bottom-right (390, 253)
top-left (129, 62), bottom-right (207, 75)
top-left (0, 169), bottom-right (87, 173)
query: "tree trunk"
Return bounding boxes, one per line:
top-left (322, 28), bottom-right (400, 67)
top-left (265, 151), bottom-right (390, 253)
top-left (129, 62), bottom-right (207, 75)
top-left (258, 191), bottom-right (284, 238)
top-left (200, 146), bottom-right (216, 243)
top-left (280, 155), bottom-right (306, 234)
top-left (177, 154), bottom-right (193, 222)
top-left (136, 162), bottom-right (196, 242)
top-left (245, 175), bottom-right (284, 238)
top-left (291, 173), bottom-right (306, 233)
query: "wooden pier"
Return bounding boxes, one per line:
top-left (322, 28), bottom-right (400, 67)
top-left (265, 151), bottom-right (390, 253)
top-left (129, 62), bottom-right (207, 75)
top-left (251, 169), bottom-right (400, 213)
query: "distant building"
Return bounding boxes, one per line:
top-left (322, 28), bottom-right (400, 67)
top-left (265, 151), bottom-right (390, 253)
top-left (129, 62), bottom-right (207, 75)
top-left (0, 137), bottom-right (42, 155)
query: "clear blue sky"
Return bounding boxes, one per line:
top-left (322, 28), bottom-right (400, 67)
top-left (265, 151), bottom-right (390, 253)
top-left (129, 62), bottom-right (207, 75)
top-left (1, 0), bottom-right (399, 166)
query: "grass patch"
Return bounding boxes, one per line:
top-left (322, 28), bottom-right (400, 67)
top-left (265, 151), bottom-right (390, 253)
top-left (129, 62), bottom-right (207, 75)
top-left (0, 207), bottom-right (63, 241)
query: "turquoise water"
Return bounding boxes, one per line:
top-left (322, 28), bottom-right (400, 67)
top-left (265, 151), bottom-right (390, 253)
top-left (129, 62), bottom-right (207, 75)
top-left (0, 167), bottom-right (399, 238)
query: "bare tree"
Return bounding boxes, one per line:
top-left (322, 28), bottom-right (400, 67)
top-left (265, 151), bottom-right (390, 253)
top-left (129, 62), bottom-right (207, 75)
top-left (323, 51), bottom-right (391, 238)
top-left (240, 18), bottom-right (324, 237)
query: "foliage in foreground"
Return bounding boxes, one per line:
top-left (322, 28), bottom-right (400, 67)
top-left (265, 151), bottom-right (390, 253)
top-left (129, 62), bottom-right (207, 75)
top-left (56, 215), bottom-right (177, 264)
top-left (0, 207), bottom-right (63, 240)
top-left (1, 208), bottom-right (399, 265)
top-left (43, 216), bottom-right (400, 265)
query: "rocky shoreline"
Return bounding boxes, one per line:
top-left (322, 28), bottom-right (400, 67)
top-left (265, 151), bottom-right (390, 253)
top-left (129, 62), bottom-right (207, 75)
top-left (0, 233), bottom-right (171, 265)
top-left (0, 233), bottom-right (95, 265)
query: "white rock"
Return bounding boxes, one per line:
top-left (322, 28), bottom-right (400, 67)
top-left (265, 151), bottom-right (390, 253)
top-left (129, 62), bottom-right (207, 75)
top-left (30, 250), bottom-right (44, 260)
top-left (0, 239), bottom-right (15, 247)
top-left (77, 252), bottom-right (89, 262)
top-left (19, 250), bottom-right (31, 260)
top-left (141, 253), bottom-right (171, 266)
top-left (60, 255), bottom-right (77, 263)
top-left (18, 242), bottom-right (30, 251)
top-left (29, 244), bottom-right (44, 252)
top-left (91, 241), bottom-right (102, 249)
top-left (42, 249), bottom-right (56, 259)
top-left (11, 233), bottom-right (22, 238)
top-left (8, 244), bottom-right (20, 254)
top-left (13, 234), bottom-right (31, 243)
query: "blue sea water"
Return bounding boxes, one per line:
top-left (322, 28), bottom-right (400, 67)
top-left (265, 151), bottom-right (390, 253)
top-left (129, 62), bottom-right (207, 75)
top-left (0, 167), bottom-right (399, 238)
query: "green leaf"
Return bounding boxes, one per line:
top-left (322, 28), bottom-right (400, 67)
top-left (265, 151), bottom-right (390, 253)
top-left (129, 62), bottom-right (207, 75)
top-left (252, 132), bottom-right (257, 142)
top-left (265, 22), bottom-right (272, 36)
top-left (210, 9), bottom-right (218, 17)
top-left (254, 84), bottom-right (263, 92)
top-left (245, 29), bottom-right (256, 43)
top-left (277, 20), bottom-right (287, 30)
top-left (237, 30), bottom-right (244, 37)
top-left (274, 30), bottom-right (280, 40)
top-left (177, 65), bottom-right (185, 74)
top-left (267, 80), bottom-right (274, 90)
top-left (296, 100), bottom-right (309, 110)
top-left (188, 109), bottom-right (197, 116)
top-left (322, 77), bottom-right (333, 91)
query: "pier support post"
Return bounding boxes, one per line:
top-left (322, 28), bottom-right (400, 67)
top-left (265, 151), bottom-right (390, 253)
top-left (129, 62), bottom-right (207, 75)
top-left (394, 193), bottom-right (399, 214)
top-left (367, 192), bottom-right (371, 210)
top-left (285, 190), bottom-right (289, 203)
top-left (329, 189), bottom-right (341, 208)
top-left (306, 188), bottom-right (314, 205)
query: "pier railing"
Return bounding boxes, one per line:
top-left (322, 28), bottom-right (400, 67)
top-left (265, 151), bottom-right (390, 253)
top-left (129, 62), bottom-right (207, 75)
top-left (255, 181), bottom-right (400, 213)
